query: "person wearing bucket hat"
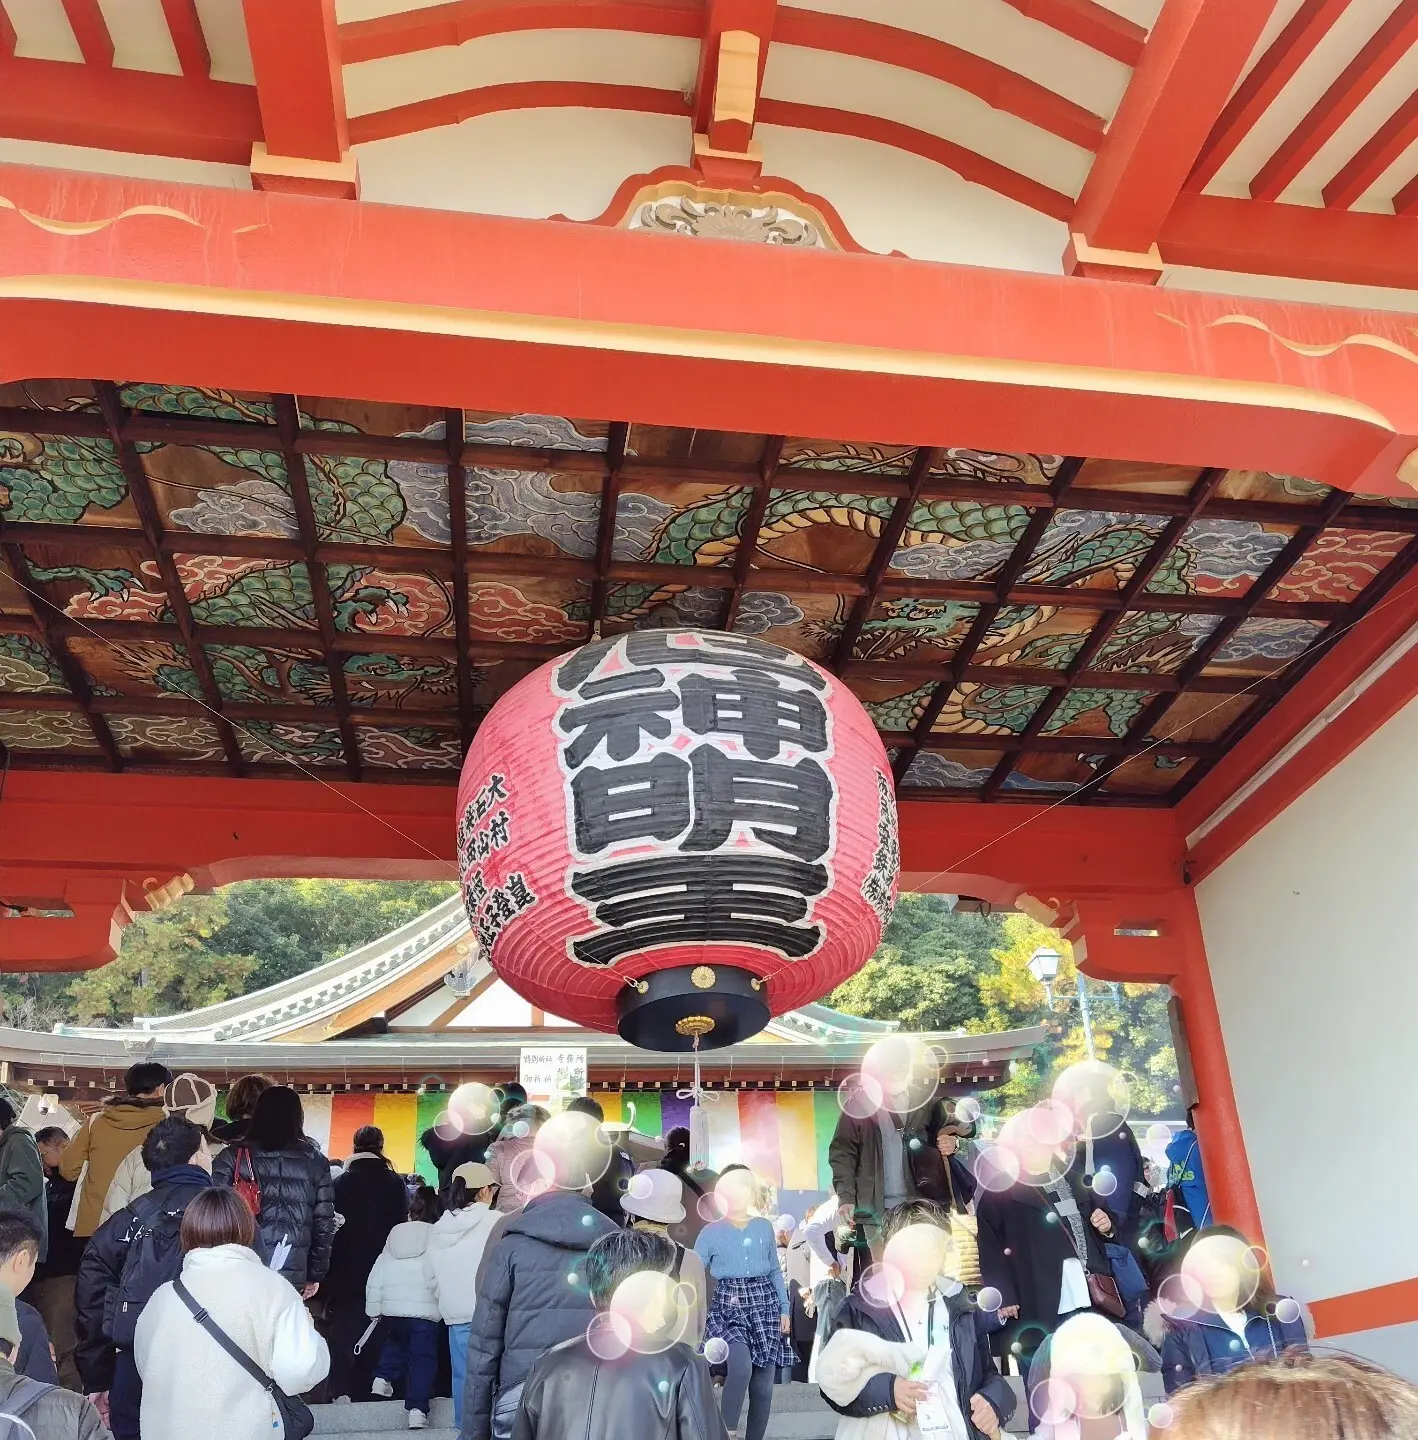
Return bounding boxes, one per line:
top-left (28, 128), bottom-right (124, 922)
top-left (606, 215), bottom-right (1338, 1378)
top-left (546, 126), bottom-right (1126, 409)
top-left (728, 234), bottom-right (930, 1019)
top-left (98, 1075), bottom-right (219, 1227)
top-left (426, 1161), bottom-right (502, 1423)
top-left (621, 1171), bottom-right (706, 1346)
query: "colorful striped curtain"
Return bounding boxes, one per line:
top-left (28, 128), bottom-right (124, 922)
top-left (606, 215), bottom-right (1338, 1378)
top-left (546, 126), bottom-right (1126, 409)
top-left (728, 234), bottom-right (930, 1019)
top-left (261, 1089), bottom-right (841, 1192)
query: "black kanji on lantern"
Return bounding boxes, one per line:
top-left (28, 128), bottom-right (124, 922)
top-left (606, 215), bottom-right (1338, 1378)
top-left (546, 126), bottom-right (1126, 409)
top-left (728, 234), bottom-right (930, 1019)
top-left (683, 747), bottom-right (832, 861)
top-left (680, 669), bottom-right (829, 759)
top-left (551, 631), bottom-right (839, 967)
top-left (557, 670), bottom-right (680, 768)
top-left (568, 854), bottom-right (829, 966)
top-left (555, 630), bottom-right (827, 694)
top-left (572, 752), bottom-right (692, 853)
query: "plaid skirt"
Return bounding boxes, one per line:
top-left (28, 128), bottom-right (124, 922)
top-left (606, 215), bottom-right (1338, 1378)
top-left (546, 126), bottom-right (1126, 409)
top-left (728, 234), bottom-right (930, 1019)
top-left (704, 1275), bottom-right (797, 1371)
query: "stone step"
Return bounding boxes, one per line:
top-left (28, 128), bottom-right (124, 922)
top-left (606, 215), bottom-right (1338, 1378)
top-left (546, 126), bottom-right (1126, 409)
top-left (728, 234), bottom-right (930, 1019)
top-left (317, 1432), bottom-right (456, 1440)
top-left (312, 1399), bottom-right (455, 1433)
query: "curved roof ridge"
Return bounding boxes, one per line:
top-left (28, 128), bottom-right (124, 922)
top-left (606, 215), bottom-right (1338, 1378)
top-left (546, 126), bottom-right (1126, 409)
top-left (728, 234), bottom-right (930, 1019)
top-left (57, 892), bottom-right (469, 1040)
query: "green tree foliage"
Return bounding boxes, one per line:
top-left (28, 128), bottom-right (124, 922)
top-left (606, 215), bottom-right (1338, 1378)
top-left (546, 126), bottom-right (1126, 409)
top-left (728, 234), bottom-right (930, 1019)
top-left (829, 899), bottom-right (1180, 1119)
top-left (68, 896), bottom-right (258, 1025)
top-left (13, 879), bottom-right (458, 1029)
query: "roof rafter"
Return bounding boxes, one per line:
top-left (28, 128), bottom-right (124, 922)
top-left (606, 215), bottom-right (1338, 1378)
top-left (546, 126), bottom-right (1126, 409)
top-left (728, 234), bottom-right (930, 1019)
top-left (588, 422), bottom-right (632, 634)
top-left (445, 409), bottom-right (475, 755)
top-left (981, 465), bottom-right (1225, 799)
top-left (1087, 488), bottom-right (1353, 800)
top-left (723, 435), bottom-right (784, 631)
top-left (274, 395), bottom-right (361, 781)
top-left (0, 535), bottom-right (122, 770)
top-left (1187, 0), bottom-right (1349, 192)
top-left (832, 447), bottom-right (939, 673)
top-left (59, 0), bottom-right (114, 67)
top-left (92, 382), bottom-right (244, 776)
top-left (892, 457), bottom-right (1084, 787)
top-left (1251, 0), bottom-right (1418, 203)
top-left (160, 0), bottom-right (211, 79)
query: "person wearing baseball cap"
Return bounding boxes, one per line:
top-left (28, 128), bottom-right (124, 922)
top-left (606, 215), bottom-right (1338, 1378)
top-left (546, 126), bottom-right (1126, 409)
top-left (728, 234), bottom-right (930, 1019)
top-left (97, 1075), bottom-right (218, 1227)
top-left (0, 1282), bottom-right (113, 1438)
top-left (426, 1161), bottom-right (503, 1422)
top-left (621, 1170), bottom-right (706, 1346)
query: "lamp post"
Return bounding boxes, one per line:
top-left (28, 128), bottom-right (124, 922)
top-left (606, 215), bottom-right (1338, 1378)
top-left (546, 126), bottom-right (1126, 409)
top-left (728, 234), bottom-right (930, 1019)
top-left (1028, 945), bottom-right (1103, 1061)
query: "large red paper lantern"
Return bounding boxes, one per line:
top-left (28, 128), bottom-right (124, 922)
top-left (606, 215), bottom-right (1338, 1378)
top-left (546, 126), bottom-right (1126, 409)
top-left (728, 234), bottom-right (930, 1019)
top-left (456, 629), bottom-right (898, 1050)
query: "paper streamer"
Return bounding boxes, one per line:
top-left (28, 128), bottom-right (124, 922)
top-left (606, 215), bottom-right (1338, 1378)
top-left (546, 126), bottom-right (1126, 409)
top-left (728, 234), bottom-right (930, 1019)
top-left (776, 1092), bottom-right (819, 1191)
top-left (254, 1087), bottom-right (853, 1199)
top-left (328, 1094), bottom-right (376, 1161)
top-left (373, 1094), bottom-right (418, 1173)
top-left (702, 1092), bottom-right (742, 1173)
top-left (739, 1092), bottom-right (782, 1188)
top-left (302, 1095), bottom-right (333, 1158)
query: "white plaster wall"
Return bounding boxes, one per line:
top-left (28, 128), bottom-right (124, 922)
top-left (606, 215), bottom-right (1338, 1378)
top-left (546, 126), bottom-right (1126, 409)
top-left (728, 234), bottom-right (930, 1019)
top-left (1195, 693), bottom-right (1418, 1372)
top-left (355, 109), bottom-right (691, 219)
top-left (757, 125), bottom-right (1068, 270)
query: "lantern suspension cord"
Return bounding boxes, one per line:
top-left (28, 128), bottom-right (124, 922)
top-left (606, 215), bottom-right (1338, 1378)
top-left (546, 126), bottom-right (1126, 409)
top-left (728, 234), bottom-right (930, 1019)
top-left (0, 569), bottom-right (455, 871)
top-left (678, 1031), bottom-right (716, 1173)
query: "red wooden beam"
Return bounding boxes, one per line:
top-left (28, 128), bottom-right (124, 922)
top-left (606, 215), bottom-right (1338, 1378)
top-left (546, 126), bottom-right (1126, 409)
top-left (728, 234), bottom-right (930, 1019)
top-left (1323, 90), bottom-right (1418, 210)
top-left (0, 57), bottom-right (259, 161)
top-left (60, 0), bottom-right (114, 67)
top-left (772, 9), bottom-right (1105, 152)
top-left (998, 0), bottom-right (1146, 66)
top-left (6, 163), bottom-right (1418, 495)
top-left (693, 0), bottom-right (777, 142)
top-left (1071, 0), bottom-right (1277, 255)
top-left (1188, 0), bottom-right (1349, 192)
top-left (756, 98), bottom-right (1076, 220)
top-left (242, 0), bottom-right (347, 161)
top-left (160, 0), bottom-right (211, 78)
top-left (1160, 190), bottom-right (1418, 288)
top-left (348, 80), bottom-right (687, 144)
top-left (1395, 169), bottom-right (1418, 218)
top-left (340, 0), bottom-right (700, 62)
top-left (0, 4), bottom-right (16, 58)
top-left (1251, 0), bottom-right (1418, 203)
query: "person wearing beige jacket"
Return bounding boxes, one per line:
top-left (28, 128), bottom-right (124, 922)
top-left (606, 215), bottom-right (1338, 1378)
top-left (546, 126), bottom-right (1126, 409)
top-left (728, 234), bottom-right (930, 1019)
top-left (98, 1075), bottom-right (219, 1227)
top-left (59, 1064), bottom-right (171, 1238)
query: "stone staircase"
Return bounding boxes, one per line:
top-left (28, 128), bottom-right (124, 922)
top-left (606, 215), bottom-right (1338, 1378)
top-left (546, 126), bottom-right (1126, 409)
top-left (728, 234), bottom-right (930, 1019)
top-left (308, 1374), bottom-right (1165, 1438)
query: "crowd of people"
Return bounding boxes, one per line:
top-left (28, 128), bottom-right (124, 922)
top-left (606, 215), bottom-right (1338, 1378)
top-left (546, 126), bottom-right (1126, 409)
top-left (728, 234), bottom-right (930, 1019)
top-left (0, 1061), bottom-right (1406, 1439)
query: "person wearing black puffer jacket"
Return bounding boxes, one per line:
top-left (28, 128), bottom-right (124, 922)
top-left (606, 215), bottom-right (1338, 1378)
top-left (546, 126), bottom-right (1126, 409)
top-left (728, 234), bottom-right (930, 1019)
top-left (212, 1086), bottom-right (335, 1295)
top-left (326, 1125), bottom-right (408, 1402)
top-left (460, 1187), bottom-right (618, 1440)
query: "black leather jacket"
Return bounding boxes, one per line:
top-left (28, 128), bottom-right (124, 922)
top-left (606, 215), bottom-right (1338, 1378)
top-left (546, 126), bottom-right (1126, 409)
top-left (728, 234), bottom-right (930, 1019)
top-left (511, 1336), bottom-right (727, 1440)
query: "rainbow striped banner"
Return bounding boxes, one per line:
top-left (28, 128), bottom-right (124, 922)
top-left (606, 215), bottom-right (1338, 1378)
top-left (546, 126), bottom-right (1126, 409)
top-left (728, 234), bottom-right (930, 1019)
top-left (255, 1090), bottom-right (841, 1190)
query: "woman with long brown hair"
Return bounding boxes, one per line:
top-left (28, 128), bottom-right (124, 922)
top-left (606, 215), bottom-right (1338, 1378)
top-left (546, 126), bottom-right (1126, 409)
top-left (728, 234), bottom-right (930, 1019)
top-left (1169, 1351), bottom-right (1418, 1439)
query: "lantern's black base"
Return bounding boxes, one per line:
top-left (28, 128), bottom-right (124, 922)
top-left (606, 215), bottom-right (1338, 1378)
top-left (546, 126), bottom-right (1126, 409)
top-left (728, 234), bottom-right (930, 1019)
top-left (616, 965), bottom-right (770, 1052)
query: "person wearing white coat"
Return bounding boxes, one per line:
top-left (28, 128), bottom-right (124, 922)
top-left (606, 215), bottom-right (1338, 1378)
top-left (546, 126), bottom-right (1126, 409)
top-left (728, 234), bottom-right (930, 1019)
top-left (367, 1185), bottom-right (442, 1430)
top-left (424, 1162), bottom-right (502, 1424)
top-left (135, 1188), bottom-right (329, 1440)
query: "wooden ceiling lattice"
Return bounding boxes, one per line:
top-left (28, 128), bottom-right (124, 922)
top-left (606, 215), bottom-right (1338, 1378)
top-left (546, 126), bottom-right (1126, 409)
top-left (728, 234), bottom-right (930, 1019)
top-left (3, 380), bottom-right (1418, 808)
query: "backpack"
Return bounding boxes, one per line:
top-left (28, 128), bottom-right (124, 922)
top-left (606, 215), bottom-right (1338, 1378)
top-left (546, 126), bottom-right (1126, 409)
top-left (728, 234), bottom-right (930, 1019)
top-left (0, 1375), bottom-right (57, 1435)
top-left (108, 1191), bottom-right (188, 1348)
top-left (231, 1148), bottom-right (262, 1218)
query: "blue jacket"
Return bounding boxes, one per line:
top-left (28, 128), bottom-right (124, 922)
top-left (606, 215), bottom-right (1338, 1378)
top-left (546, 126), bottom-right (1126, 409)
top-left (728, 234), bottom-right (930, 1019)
top-left (1165, 1130), bottom-right (1211, 1230)
top-left (1161, 1307), bottom-right (1307, 1394)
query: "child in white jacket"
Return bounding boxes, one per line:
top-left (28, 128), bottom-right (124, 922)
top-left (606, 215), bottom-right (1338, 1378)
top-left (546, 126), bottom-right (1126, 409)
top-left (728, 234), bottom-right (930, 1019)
top-left (367, 1184), bottom-right (442, 1431)
top-left (424, 1161), bottom-right (503, 1423)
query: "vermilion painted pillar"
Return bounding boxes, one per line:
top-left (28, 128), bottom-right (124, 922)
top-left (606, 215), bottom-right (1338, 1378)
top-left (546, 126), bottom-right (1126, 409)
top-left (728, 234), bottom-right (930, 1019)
top-left (1070, 889), bottom-right (1264, 1246)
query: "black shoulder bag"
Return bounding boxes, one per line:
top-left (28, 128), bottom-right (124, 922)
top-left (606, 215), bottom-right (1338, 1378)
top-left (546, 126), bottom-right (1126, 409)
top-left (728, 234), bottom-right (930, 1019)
top-left (173, 1276), bottom-right (314, 1440)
